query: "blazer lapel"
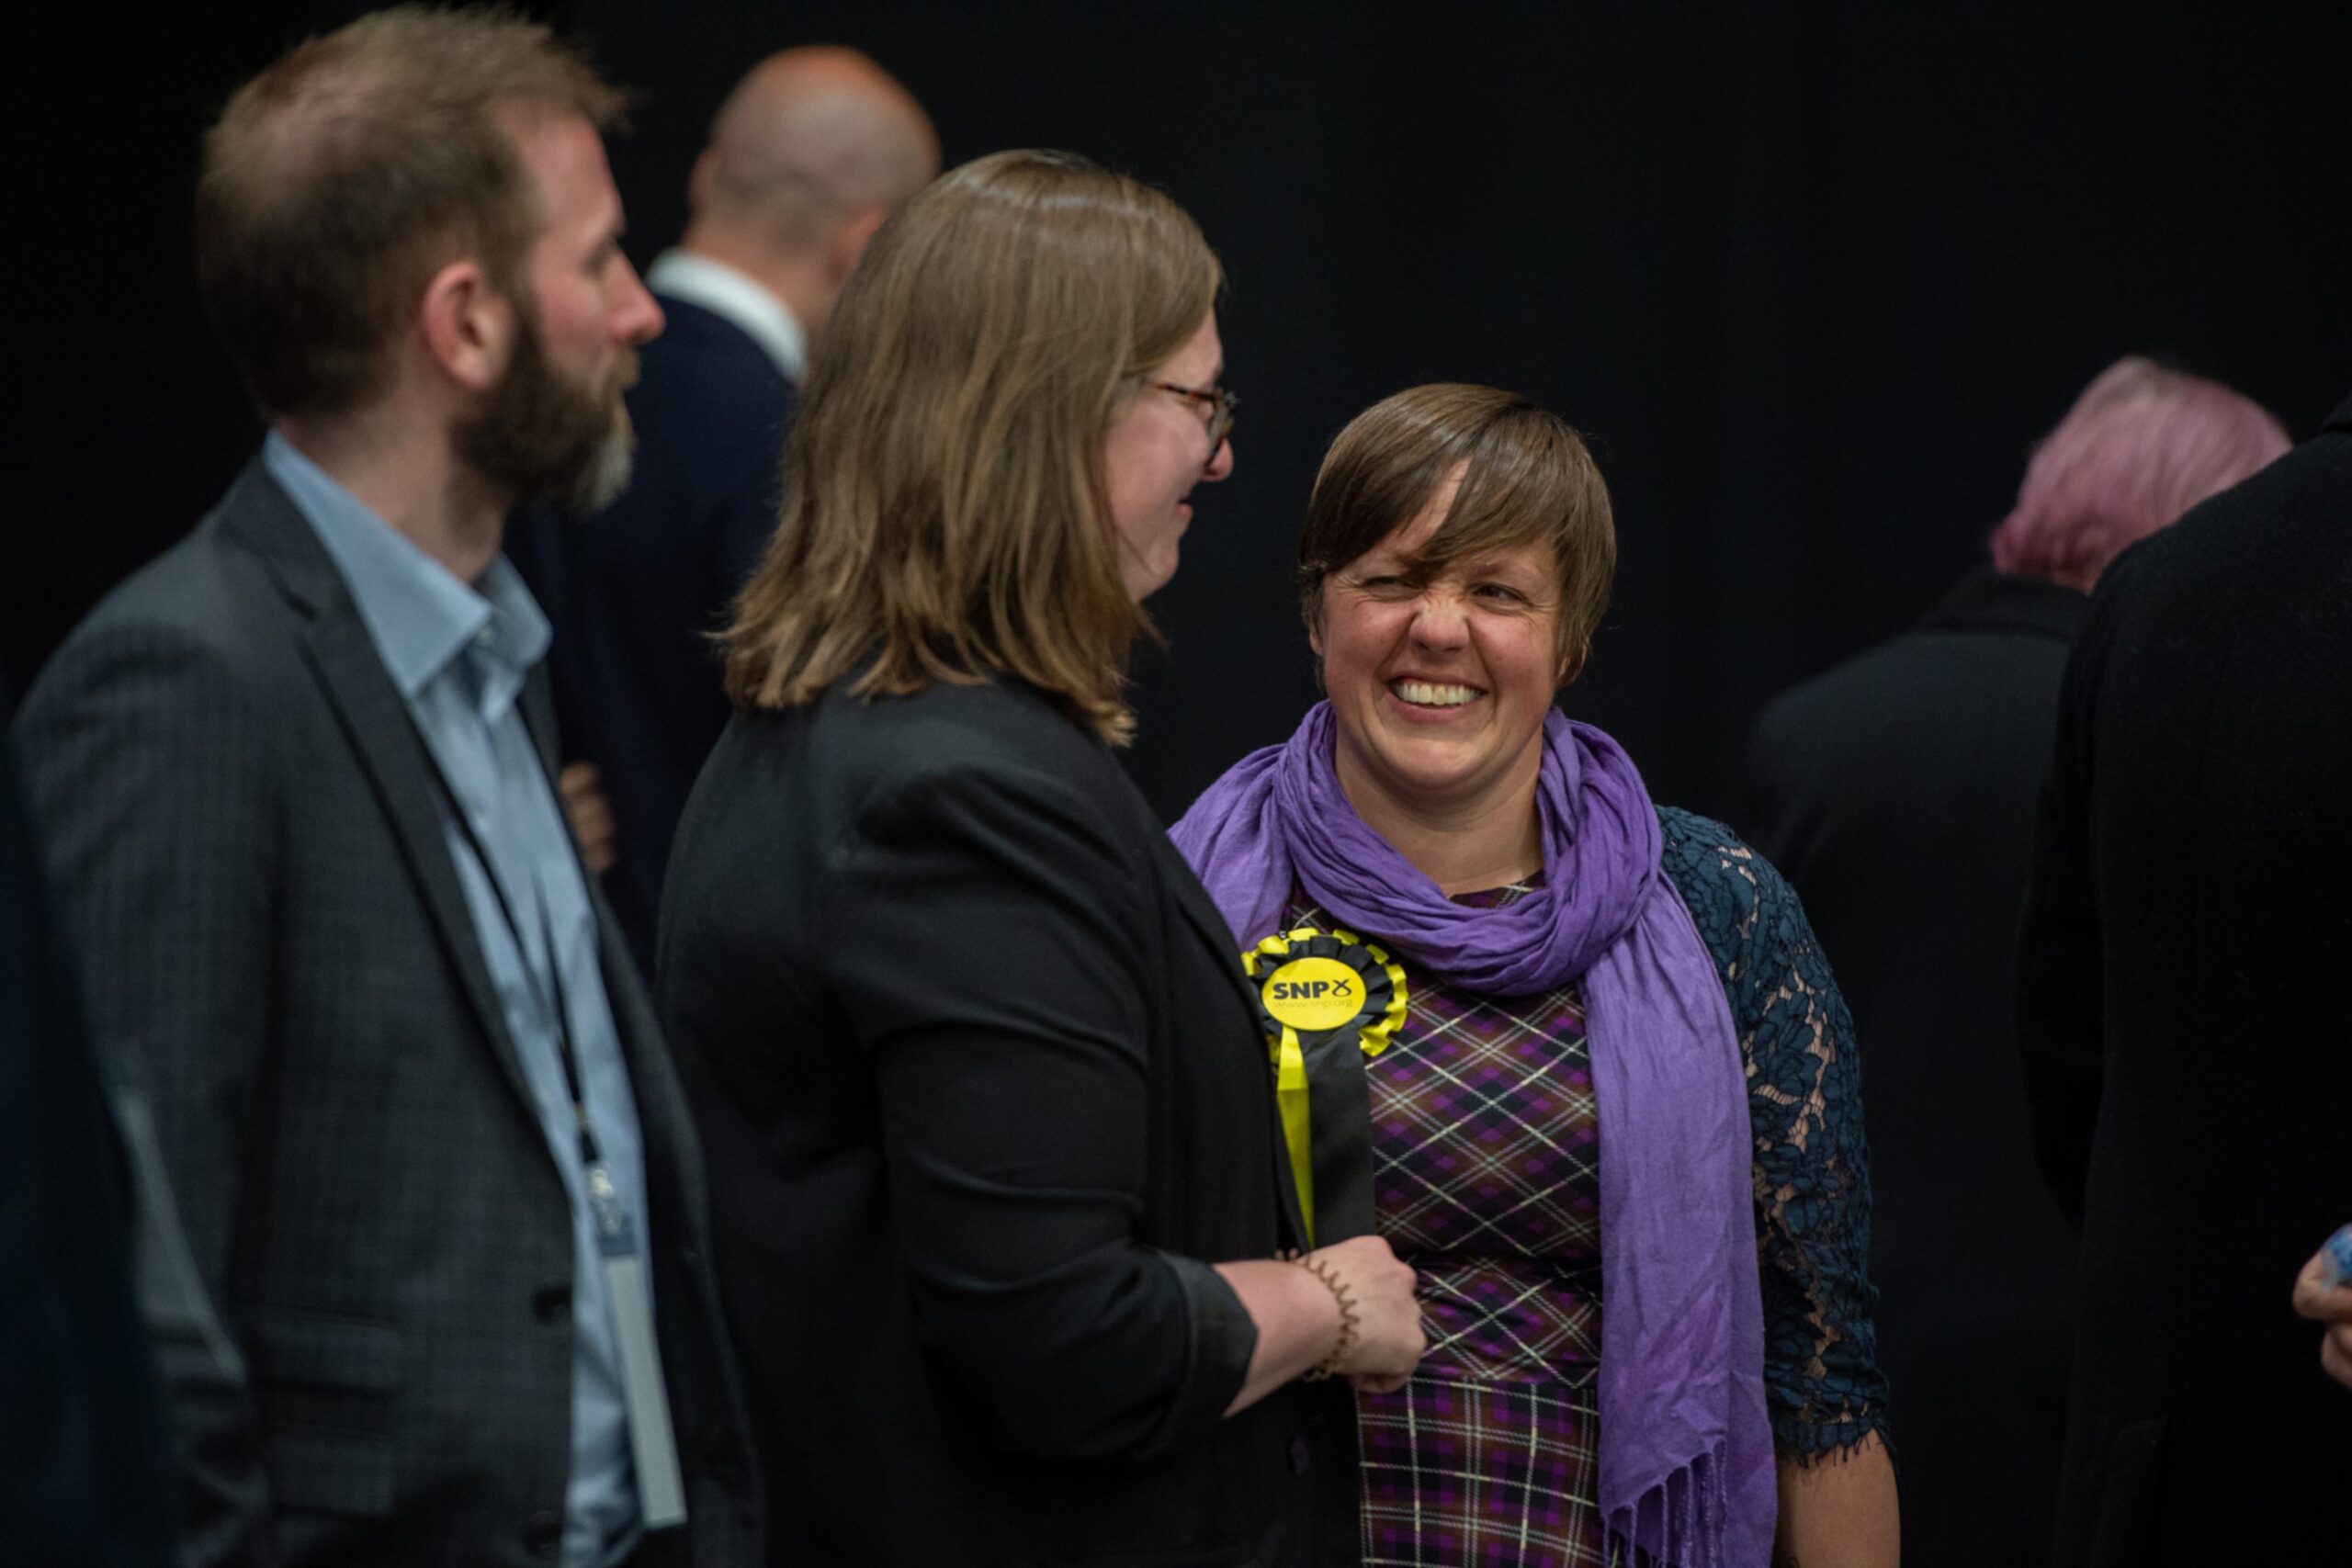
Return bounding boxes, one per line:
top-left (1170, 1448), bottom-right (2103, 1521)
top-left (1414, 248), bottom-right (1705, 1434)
top-left (221, 460), bottom-right (540, 1116)
top-left (1155, 837), bottom-right (1315, 1253)
top-left (519, 663), bottom-right (562, 784)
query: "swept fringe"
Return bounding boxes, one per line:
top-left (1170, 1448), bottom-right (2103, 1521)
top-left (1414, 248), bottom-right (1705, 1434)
top-left (1604, 1443), bottom-right (1728, 1568)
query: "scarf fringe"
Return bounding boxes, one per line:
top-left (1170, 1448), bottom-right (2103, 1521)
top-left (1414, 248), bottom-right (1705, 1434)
top-left (1605, 1443), bottom-right (1728, 1568)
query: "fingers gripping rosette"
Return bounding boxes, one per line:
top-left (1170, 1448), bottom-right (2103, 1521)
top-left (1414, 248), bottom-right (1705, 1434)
top-left (1240, 927), bottom-right (1408, 1245)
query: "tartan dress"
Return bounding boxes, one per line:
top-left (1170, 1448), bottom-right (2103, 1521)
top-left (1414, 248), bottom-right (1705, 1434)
top-left (1283, 807), bottom-right (1889, 1567)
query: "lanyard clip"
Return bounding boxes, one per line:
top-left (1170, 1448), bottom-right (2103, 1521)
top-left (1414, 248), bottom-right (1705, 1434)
top-left (585, 1161), bottom-right (635, 1256)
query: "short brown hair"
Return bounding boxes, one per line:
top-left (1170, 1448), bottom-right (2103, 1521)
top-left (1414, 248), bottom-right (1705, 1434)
top-left (195, 6), bottom-right (625, 421)
top-left (1300, 383), bottom-right (1616, 677)
top-left (724, 149), bottom-right (1222, 744)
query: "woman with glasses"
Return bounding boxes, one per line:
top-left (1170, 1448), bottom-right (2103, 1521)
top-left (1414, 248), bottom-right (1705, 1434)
top-left (658, 150), bottom-right (1422, 1566)
top-left (1175, 384), bottom-right (1897, 1567)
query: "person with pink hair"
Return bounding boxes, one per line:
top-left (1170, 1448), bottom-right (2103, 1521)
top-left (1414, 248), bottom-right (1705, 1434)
top-left (1988, 355), bottom-right (2290, 591)
top-left (1743, 357), bottom-right (2284, 1568)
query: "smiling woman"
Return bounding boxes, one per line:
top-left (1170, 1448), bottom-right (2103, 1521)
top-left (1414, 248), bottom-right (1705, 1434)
top-left (1295, 389), bottom-right (1614, 896)
top-left (1174, 383), bottom-right (1899, 1568)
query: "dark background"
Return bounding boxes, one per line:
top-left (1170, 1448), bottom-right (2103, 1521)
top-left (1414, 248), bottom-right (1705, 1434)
top-left (10, 1), bottom-right (2349, 824)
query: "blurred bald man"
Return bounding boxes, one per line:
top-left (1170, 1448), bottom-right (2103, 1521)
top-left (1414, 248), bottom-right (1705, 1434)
top-left (509, 48), bottom-right (938, 976)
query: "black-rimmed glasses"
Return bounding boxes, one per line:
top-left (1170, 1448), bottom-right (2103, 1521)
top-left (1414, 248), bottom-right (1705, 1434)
top-left (1153, 380), bottom-right (1238, 457)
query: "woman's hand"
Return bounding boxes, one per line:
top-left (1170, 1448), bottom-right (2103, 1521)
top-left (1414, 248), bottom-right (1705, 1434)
top-left (2290, 1234), bottom-right (2352, 1390)
top-left (1306, 1234), bottom-right (1424, 1393)
top-left (1213, 1235), bottom-right (1424, 1414)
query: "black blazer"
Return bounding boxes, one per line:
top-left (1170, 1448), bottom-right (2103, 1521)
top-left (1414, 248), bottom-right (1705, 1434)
top-left (661, 679), bottom-right (1359, 1567)
top-left (508, 293), bottom-right (798, 978)
top-left (0, 718), bottom-right (175, 1568)
top-left (2017, 394), bottom-right (2352, 1564)
top-left (1746, 569), bottom-right (2086, 1567)
top-left (14, 460), bottom-right (762, 1568)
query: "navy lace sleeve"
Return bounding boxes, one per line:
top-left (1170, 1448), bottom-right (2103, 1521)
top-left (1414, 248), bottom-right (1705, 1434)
top-left (1657, 806), bottom-right (1891, 1461)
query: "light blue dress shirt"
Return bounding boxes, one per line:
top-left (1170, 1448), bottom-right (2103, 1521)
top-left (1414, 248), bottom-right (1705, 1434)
top-left (266, 433), bottom-right (652, 1568)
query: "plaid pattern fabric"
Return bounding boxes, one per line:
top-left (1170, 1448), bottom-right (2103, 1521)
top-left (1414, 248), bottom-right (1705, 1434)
top-left (1278, 809), bottom-right (1891, 1562)
top-left (1359, 1374), bottom-right (1606, 1567)
top-left (1287, 887), bottom-right (1614, 1567)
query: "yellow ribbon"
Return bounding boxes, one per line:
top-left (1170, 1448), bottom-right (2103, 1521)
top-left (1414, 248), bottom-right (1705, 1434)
top-left (1272, 1022), bottom-right (1316, 1246)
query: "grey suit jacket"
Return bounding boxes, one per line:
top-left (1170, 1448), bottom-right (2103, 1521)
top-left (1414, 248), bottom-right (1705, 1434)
top-left (15, 459), bottom-right (762, 1568)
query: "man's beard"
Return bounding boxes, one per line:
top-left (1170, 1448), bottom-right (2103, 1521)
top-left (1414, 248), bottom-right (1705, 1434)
top-left (455, 311), bottom-right (638, 517)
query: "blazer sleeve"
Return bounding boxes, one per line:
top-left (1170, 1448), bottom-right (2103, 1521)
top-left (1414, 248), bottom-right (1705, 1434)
top-left (2015, 588), bottom-right (2111, 1229)
top-left (13, 618), bottom-right (283, 1564)
top-left (824, 752), bottom-right (1257, 1464)
top-left (0, 731), bottom-right (178, 1568)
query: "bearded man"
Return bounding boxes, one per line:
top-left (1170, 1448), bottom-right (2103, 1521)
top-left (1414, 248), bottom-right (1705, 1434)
top-left (10, 10), bottom-right (760, 1567)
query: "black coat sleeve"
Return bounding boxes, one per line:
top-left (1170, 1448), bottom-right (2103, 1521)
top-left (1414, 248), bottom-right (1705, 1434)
top-left (2015, 585), bottom-right (2114, 1229)
top-left (825, 752), bottom-right (1257, 1463)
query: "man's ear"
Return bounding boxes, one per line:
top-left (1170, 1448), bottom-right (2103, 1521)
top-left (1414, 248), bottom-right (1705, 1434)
top-left (417, 258), bottom-right (513, 394)
top-left (828, 204), bottom-right (891, 286)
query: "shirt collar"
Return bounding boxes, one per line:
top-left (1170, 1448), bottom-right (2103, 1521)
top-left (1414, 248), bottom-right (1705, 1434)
top-left (646, 249), bottom-right (807, 381)
top-left (264, 430), bottom-right (550, 710)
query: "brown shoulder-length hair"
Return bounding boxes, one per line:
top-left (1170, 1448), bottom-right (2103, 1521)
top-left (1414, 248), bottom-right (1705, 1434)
top-left (1299, 383), bottom-right (1615, 681)
top-left (724, 148), bottom-right (1222, 744)
top-left (196, 6), bottom-right (624, 421)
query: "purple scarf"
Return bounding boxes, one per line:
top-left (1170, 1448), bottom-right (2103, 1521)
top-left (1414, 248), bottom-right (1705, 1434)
top-left (1170, 703), bottom-right (1776, 1568)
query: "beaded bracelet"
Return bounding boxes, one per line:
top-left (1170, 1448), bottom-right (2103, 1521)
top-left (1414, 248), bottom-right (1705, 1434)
top-left (1293, 1253), bottom-right (1360, 1382)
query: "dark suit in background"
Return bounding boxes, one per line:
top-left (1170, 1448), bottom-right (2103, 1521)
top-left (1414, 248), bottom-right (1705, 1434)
top-left (16, 461), bottom-right (760, 1568)
top-left (508, 293), bottom-right (797, 977)
top-left (0, 717), bottom-right (175, 1568)
top-left (1746, 568), bottom-right (2085, 1563)
top-left (662, 679), bottom-right (1360, 1566)
top-left (2018, 394), bottom-right (2352, 1564)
